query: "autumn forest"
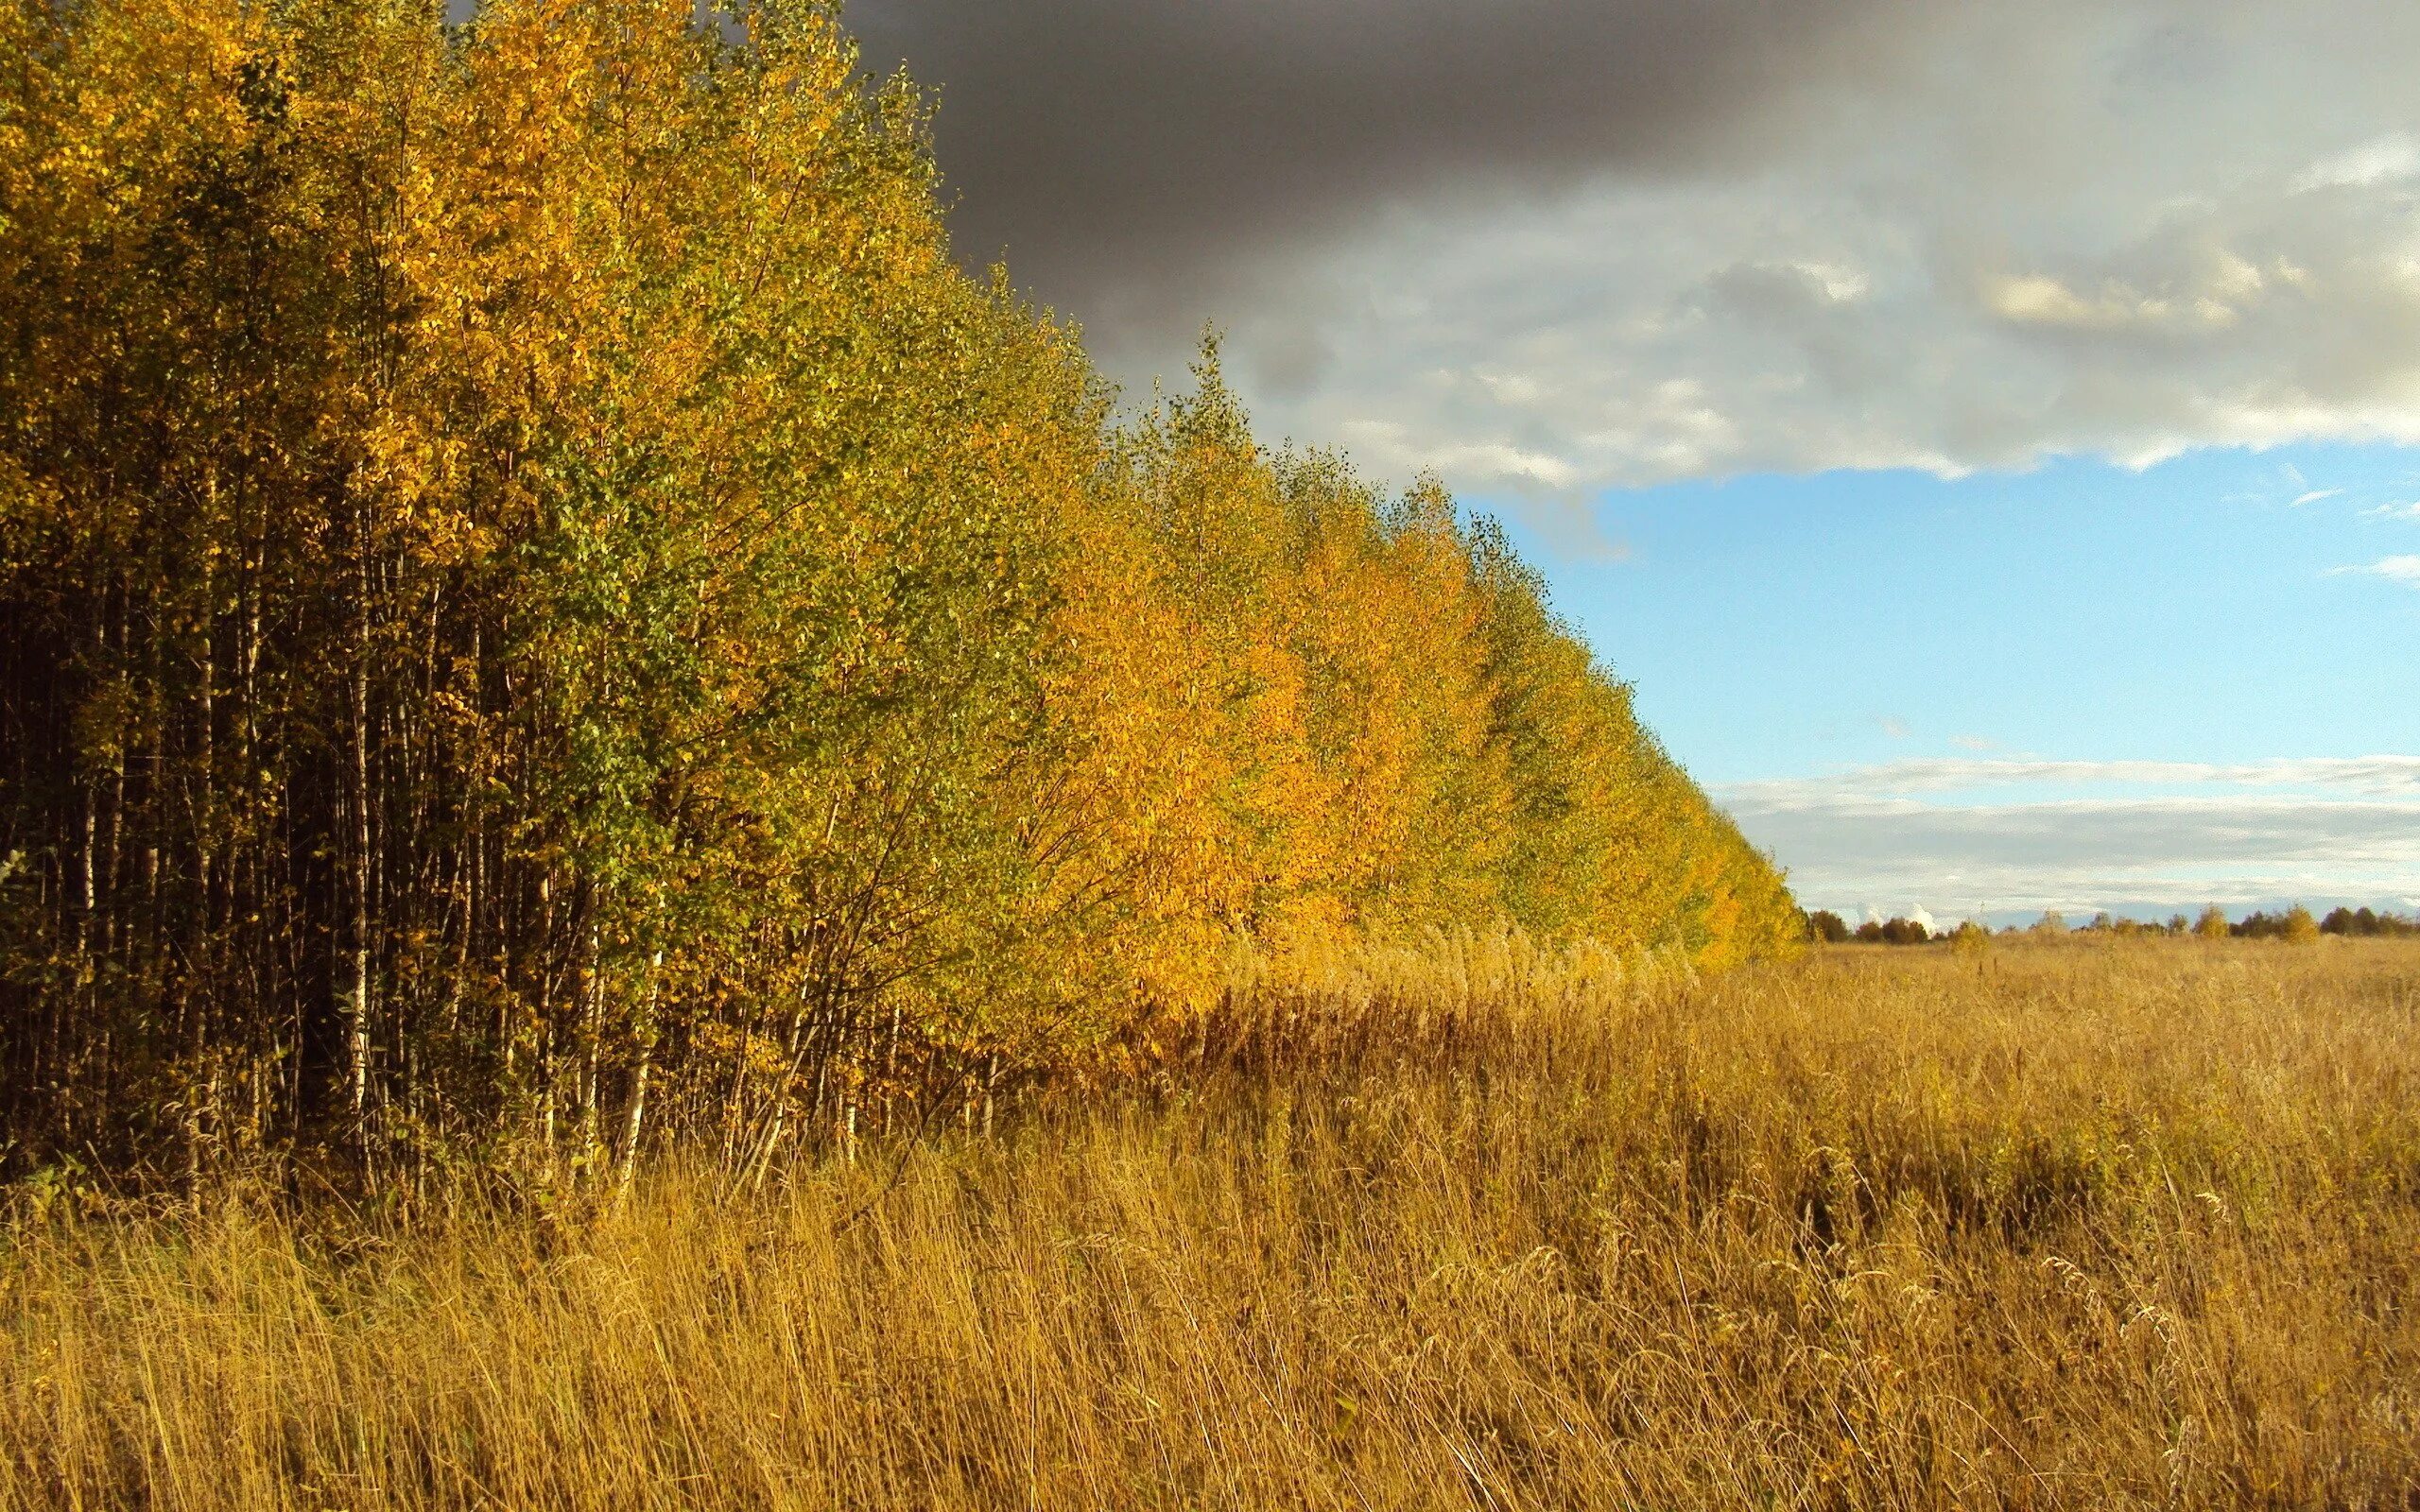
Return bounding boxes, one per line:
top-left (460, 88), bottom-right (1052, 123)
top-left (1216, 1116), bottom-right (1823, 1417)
top-left (0, 0), bottom-right (1797, 1190)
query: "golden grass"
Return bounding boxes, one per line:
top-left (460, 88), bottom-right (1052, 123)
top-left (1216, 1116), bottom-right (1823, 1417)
top-left (4, 939), bottom-right (2417, 1509)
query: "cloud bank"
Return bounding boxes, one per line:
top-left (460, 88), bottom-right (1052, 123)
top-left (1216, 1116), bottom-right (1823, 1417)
top-left (1717, 758), bottom-right (2420, 920)
top-left (861, 0), bottom-right (2420, 492)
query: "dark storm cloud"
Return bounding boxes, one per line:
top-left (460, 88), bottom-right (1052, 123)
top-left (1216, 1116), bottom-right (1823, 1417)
top-left (848, 1), bottom-right (2420, 493)
top-left (850, 0), bottom-right (1908, 324)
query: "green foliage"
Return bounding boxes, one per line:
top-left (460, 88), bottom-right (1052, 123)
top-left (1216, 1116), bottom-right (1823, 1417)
top-left (2320, 905), bottom-right (2419, 937)
top-left (2233, 905), bottom-right (2324, 943)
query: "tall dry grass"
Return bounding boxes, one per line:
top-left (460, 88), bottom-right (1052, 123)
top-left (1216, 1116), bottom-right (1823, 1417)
top-left (3, 939), bottom-right (2416, 1509)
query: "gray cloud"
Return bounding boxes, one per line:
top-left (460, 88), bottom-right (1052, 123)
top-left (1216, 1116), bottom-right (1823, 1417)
top-left (852, 0), bottom-right (1913, 341)
top-left (1723, 756), bottom-right (2420, 803)
top-left (861, 0), bottom-right (2420, 490)
top-left (1717, 758), bottom-right (2420, 919)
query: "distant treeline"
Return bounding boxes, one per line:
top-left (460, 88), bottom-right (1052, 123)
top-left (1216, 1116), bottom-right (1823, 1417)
top-left (1806, 904), bottom-right (2415, 946)
top-left (1805, 913), bottom-right (1946, 946)
top-left (0, 0), bottom-right (1795, 1184)
top-left (2311, 906), bottom-right (2420, 937)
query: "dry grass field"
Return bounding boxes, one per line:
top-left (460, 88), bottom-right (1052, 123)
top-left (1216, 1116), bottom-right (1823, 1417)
top-left (3, 937), bottom-right (2416, 1510)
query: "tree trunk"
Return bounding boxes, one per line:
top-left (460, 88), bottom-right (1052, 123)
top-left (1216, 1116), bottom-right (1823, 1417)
top-left (346, 517), bottom-right (373, 1160)
top-left (615, 951), bottom-right (664, 1200)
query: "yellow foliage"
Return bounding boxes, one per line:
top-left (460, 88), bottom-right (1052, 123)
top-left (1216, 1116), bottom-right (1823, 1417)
top-left (0, 0), bottom-right (1797, 1180)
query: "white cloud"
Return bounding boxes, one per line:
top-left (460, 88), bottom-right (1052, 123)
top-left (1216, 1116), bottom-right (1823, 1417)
top-left (1982, 271), bottom-right (2243, 333)
top-left (1722, 755), bottom-right (2420, 805)
top-left (2290, 132), bottom-right (2420, 192)
top-left (2291, 488), bottom-right (2344, 506)
top-left (2362, 501), bottom-right (2420, 519)
top-left (1716, 755), bottom-right (2420, 917)
top-left (1866, 902), bottom-right (1941, 932)
top-left (2328, 554), bottom-right (2420, 584)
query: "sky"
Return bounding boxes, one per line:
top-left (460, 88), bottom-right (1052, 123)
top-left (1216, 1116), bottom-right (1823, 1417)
top-left (851, 0), bottom-right (2420, 924)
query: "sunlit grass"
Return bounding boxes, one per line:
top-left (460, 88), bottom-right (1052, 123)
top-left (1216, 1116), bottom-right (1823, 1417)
top-left (5, 939), bottom-right (2416, 1509)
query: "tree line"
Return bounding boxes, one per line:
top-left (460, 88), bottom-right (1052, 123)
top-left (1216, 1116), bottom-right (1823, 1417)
top-left (1806, 903), bottom-right (2416, 947)
top-left (2315, 906), bottom-right (2419, 937)
top-left (0, 0), bottom-right (1797, 1188)
top-left (1805, 913), bottom-right (1938, 946)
